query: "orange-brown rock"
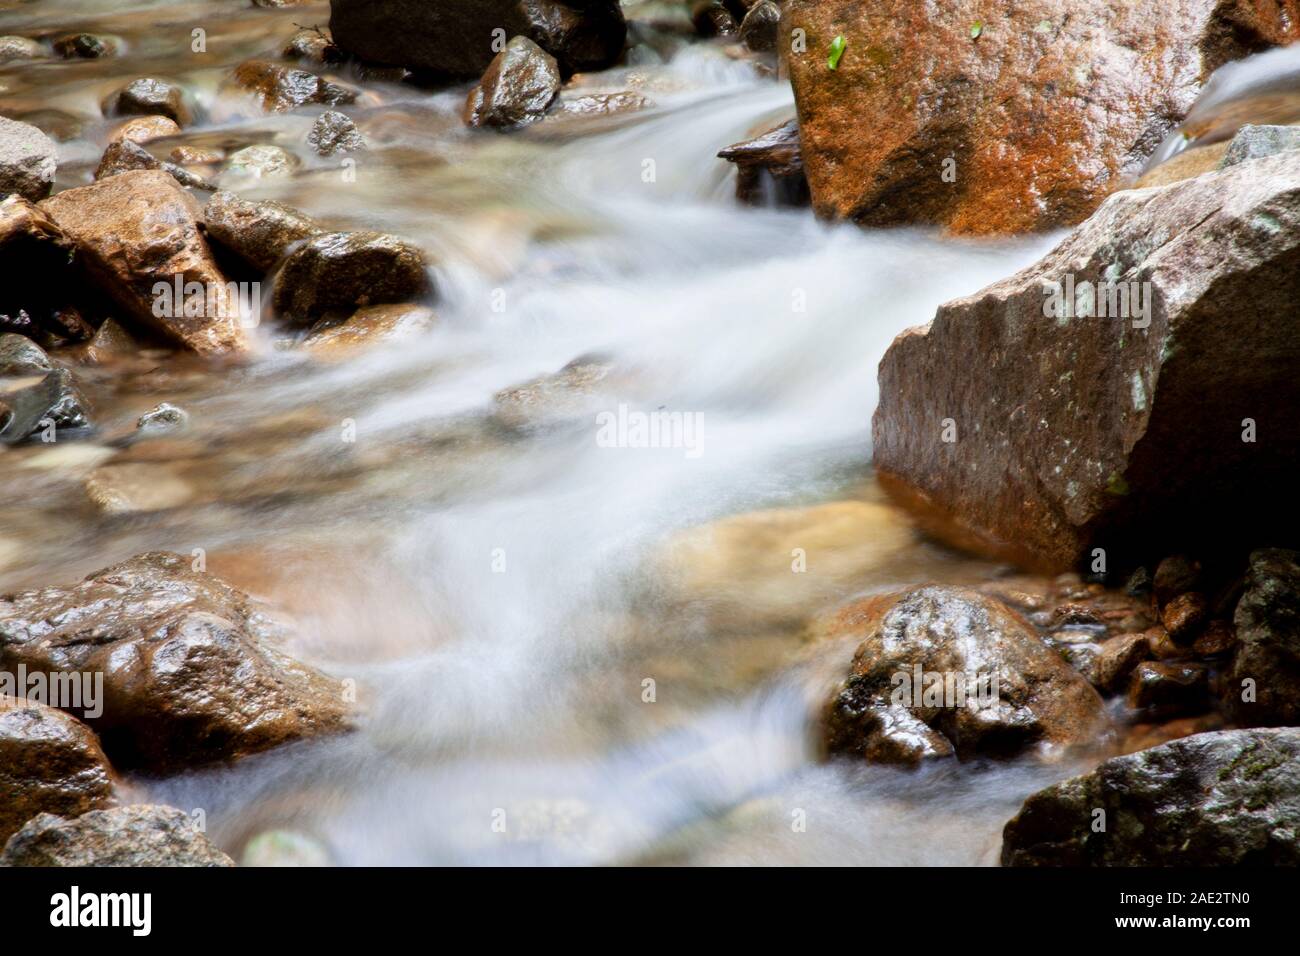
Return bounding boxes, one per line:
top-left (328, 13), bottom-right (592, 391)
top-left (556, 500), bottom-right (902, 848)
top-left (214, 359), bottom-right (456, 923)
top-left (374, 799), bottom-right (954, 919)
top-left (0, 552), bottom-right (350, 771)
top-left (38, 170), bottom-right (248, 355)
top-left (780, 0), bottom-right (1300, 235)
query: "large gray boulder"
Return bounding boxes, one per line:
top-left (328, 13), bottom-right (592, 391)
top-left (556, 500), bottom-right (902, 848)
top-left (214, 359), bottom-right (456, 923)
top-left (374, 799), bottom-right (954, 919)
top-left (1225, 549), bottom-right (1300, 727)
top-left (1002, 728), bottom-right (1300, 865)
top-left (329, 0), bottom-right (626, 77)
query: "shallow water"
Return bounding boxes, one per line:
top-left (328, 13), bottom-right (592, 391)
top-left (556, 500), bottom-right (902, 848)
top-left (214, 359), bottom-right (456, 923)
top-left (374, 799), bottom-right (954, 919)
top-left (7, 0), bottom-right (1270, 865)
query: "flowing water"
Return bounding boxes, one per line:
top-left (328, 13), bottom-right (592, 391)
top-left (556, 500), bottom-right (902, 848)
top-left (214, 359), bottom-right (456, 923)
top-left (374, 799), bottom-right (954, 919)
top-left (8, 1), bottom-right (1291, 866)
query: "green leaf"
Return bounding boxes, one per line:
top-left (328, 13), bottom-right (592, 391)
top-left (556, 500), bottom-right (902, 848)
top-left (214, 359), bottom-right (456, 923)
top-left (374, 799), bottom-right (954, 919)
top-left (969, 21), bottom-right (983, 39)
top-left (1105, 473), bottom-right (1130, 496)
top-left (827, 34), bottom-right (846, 70)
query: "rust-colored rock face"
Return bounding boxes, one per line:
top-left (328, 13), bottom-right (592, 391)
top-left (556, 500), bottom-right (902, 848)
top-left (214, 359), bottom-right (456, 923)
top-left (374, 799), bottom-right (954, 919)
top-left (872, 150), bottom-right (1300, 572)
top-left (38, 170), bottom-right (248, 355)
top-left (781, 0), bottom-right (1300, 235)
top-left (0, 552), bottom-right (350, 772)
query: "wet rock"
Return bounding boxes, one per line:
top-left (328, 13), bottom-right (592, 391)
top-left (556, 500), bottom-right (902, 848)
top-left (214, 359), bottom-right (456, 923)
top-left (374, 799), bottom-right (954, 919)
top-left (136, 401), bottom-right (190, 436)
top-left (328, 0), bottom-right (626, 77)
top-left (52, 33), bottom-right (119, 59)
top-left (821, 586), bottom-right (1110, 765)
top-left (1133, 141), bottom-right (1229, 188)
top-left (109, 114), bottom-right (182, 145)
top-left (283, 28), bottom-right (343, 65)
top-left (0, 36), bottom-right (45, 61)
top-left (273, 231), bottom-right (431, 323)
top-left (1001, 728), bottom-right (1300, 865)
top-left (1193, 619), bottom-right (1236, 657)
top-left (1153, 555), bottom-right (1202, 607)
top-left (83, 462), bottom-right (194, 513)
top-left (1120, 712), bottom-right (1223, 755)
top-left (38, 170), bottom-right (248, 354)
top-left (692, 1), bottom-right (738, 37)
top-left (1127, 661), bottom-right (1210, 719)
top-left (0, 370), bottom-right (91, 444)
top-left (1093, 632), bottom-right (1150, 693)
top-left (93, 138), bottom-right (215, 190)
top-left (782, 0), bottom-right (1300, 235)
top-left (305, 302), bottom-right (435, 358)
top-left (170, 144), bottom-right (224, 166)
top-left (1224, 548), bottom-right (1300, 727)
top-left (0, 333), bottom-right (52, 375)
top-left (493, 356), bottom-right (615, 431)
top-left (101, 77), bottom-right (192, 126)
top-left (224, 143), bottom-right (298, 179)
top-left (0, 552), bottom-right (351, 770)
top-left (227, 59), bottom-right (359, 114)
top-left (202, 191), bottom-right (321, 274)
top-left (872, 150), bottom-right (1300, 572)
top-left (0, 698), bottom-right (116, 845)
top-left (1220, 123), bottom-right (1300, 168)
top-left (308, 109), bottom-right (365, 156)
top-left (1123, 566), bottom-right (1152, 598)
top-left (1, 806), bottom-right (234, 867)
top-left (1161, 592), bottom-right (1208, 644)
top-left (558, 90), bottom-right (651, 117)
top-left (738, 0), bottom-right (779, 52)
top-left (463, 37), bottom-right (561, 130)
top-left (67, 318), bottom-right (140, 365)
top-left (0, 200), bottom-right (72, 342)
top-left (0, 116), bottom-right (58, 202)
top-left (717, 120), bottom-right (809, 207)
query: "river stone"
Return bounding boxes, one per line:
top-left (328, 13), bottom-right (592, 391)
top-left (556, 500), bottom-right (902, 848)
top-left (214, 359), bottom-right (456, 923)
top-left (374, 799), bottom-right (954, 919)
top-left (717, 119), bottom-right (808, 207)
top-left (224, 144), bottom-right (298, 179)
top-left (692, 1), bottom-right (738, 37)
top-left (0, 370), bottom-right (91, 444)
top-left (781, 0), bottom-right (1300, 235)
top-left (52, 33), bottom-right (119, 59)
top-left (0, 116), bottom-right (58, 203)
top-left (305, 302), bottom-right (436, 358)
top-left (463, 37), bottom-right (561, 129)
top-left (283, 29), bottom-right (343, 65)
top-left (0, 698), bottom-right (116, 845)
top-left (739, 0), bottom-right (779, 51)
top-left (39, 170), bottom-right (248, 354)
top-left (109, 114), bottom-right (182, 145)
top-left (203, 191), bottom-right (322, 272)
top-left (1002, 728), bottom-right (1300, 865)
top-left (93, 138), bottom-right (215, 191)
top-left (820, 586), bottom-right (1110, 765)
top-left (0, 333), bottom-right (52, 375)
top-left (873, 149), bottom-right (1300, 573)
top-left (0, 36), bottom-right (45, 61)
top-left (273, 231), bottom-right (431, 323)
top-left (328, 0), bottom-right (626, 77)
top-left (308, 110), bottom-right (366, 156)
top-left (101, 77), bottom-right (192, 126)
top-left (1224, 549), bottom-right (1300, 727)
top-left (227, 59), bottom-right (359, 114)
top-left (1, 806), bottom-right (234, 867)
top-left (0, 551), bottom-right (351, 771)
top-left (136, 401), bottom-right (190, 436)
top-left (1219, 123), bottom-right (1300, 168)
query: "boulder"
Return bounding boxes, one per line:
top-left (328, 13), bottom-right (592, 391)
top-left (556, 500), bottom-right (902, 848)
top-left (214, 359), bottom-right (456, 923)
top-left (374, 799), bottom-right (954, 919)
top-left (202, 191), bottom-right (322, 273)
top-left (1002, 728), bottom-right (1300, 865)
top-left (717, 119), bottom-right (809, 207)
top-left (692, 2), bottom-right (738, 37)
top-left (308, 110), bottom-right (366, 156)
top-left (872, 150), bottom-right (1300, 573)
top-left (328, 0), bottom-right (626, 78)
top-left (0, 699), bottom-right (116, 845)
top-left (0, 333), bottom-right (52, 375)
top-left (0, 551), bottom-right (350, 771)
top-left (101, 77), bottom-right (192, 126)
top-left (0, 369), bottom-right (91, 444)
top-left (820, 586), bottom-right (1110, 765)
top-left (272, 231), bottom-right (431, 323)
top-left (0, 195), bottom-right (83, 340)
top-left (226, 59), bottom-right (359, 113)
top-left (0, 116), bottom-right (58, 202)
top-left (463, 37), bottom-right (561, 129)
top-left (781, 0), bottom-right (1300, 234)
top-left (738, 0), bottom-right (780, 52)
top-left (38, 170), bottom-right (249, 354)
top-left (1225, 548), bottom-right (1300, 726)
top-left (1, 806), bottom-right (234, 867)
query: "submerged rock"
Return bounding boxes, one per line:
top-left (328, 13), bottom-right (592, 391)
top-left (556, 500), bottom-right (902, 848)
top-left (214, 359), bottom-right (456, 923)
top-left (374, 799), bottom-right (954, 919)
top-left (52, 33), bottom-right (119, 59)
top-left (136, 401), bottom-right (190, 436)
top-left (782, 0), bottom-right (1300, 234)
top-left (0, 116), bottom-right (58, 203)
top-left (0, 370), bottom-right (92, 444)
top-left (39, 170), bottom-right (249, 354)
top-left (283, 28), bottom-right (343, 65)
top-left (1, 806), bottom-right (234, 867)
top-left (873, 150), bottom-right (1300, 572)
top-left (224, 144), bottom-right (298, 179)
top-left (1225, 549), bottom-right (1300, 727)
top-left (308, 110), bottom-right (366, 156)
top-left (305, 302), bottom-right (435, 357)
top-left (820, 586), bottom-right (1110, 765)
top-left (717, 119), bottom-right (808, 207)
top-left (328, 0), bottom-right (626, 77)
top-left (1002, 728), bottom-right (1300, 865)
top-left (101, 77), bottom-right (192, 126)
top-left (273, 231), bottom-right (431, 323)
top-left (0, 552), bottom-right (351, 771)
top-left (0, 698), bottom-right (116, 845)
top-left (463, 37), bottom-right (561, 129)
top-left (203, 190), bottom-right (322, 272)
top-left (226, 59), bottom-right (359, 114)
